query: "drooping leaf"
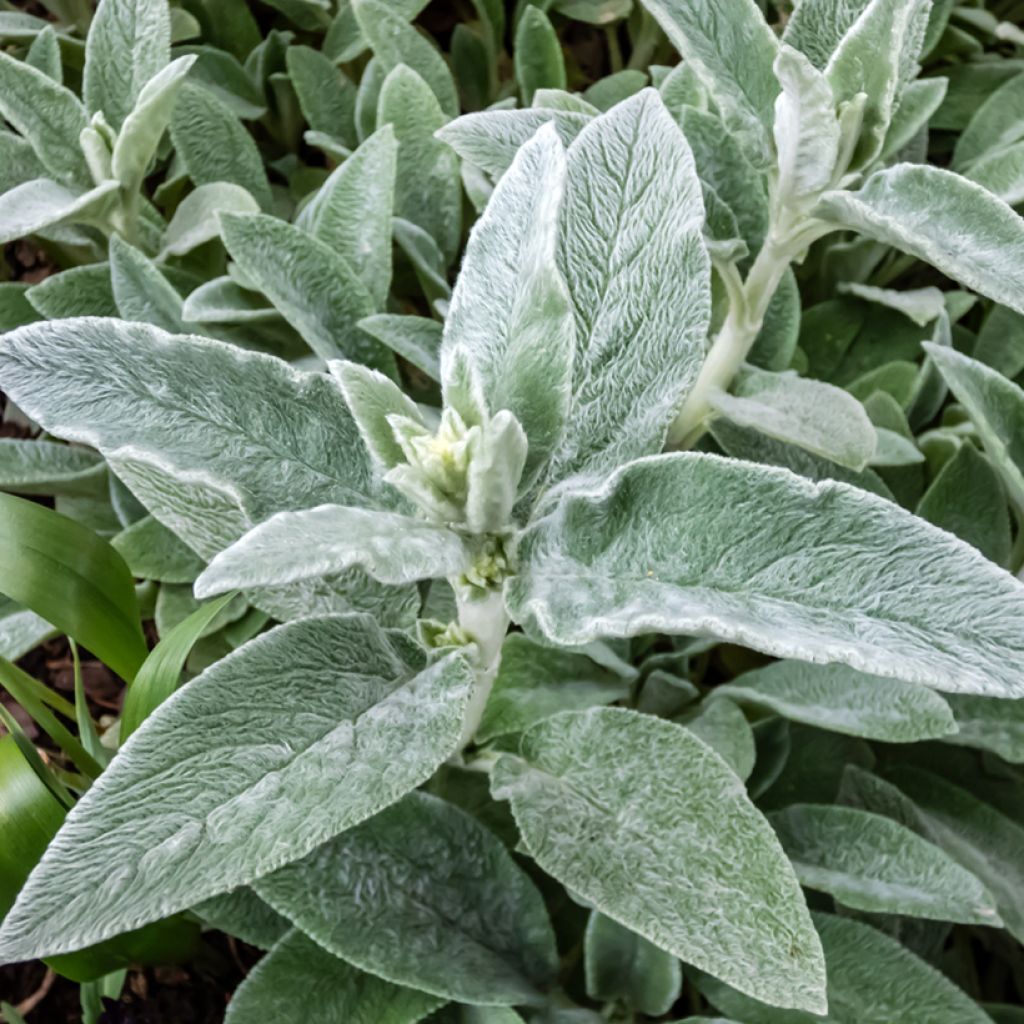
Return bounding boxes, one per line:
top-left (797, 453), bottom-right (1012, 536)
top-left (0, 615), bottom-right (474, 962)
top-left (224, 930), bottom-right (443, 1024)
top-left (769, 803), bottom-right (1000, 923)
top-left (0, 179), bottom-right (120, 247)
top-left (506, 452), bottom-right (1024, 697)
top-left (942, 694), bottom-right (1024, 764)
top-left (83, 0), bottom-right (170, 130)
top-left (256, 791), bottom-right (559, 1005)
top-left (819, 165), bottom-right (1024, 317)
top-left (714, 660), bottom-right (957, 742)
top-left (491, 708), bottom-right (827, 1013)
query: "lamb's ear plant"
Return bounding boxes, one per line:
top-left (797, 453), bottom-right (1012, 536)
top-left (3, 0), bottom-right (1024, 1020)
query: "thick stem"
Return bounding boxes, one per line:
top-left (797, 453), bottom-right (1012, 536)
top-left (667, 234), bottom-right (792, 448)
top-left (455, 585), bottom-right (510, 749)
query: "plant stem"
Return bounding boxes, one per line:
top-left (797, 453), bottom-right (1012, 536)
top-left (455, 585), bottom-right (510, 749)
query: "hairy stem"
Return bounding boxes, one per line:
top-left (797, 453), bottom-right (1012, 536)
top-left (455, 585), bottom-right (510, 749)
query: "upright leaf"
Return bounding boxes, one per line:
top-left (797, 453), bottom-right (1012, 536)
top-left (0, 616), bottom-right (474, 963)
top-left (256, 792), bottom-right (559, 1005)
top-left (819, 165), bottom-right (1024, 318)
top-left (225, 930), bottom-right (443, 1024)
top-left (639, 0), bottom-right (779, 167)
top-left (0, 52), bottom-right (89, 184)
top-left (492, 708), bottom-right (827, 1014)
top-left (84, 0), bottom-right (170, 130)
top-left (506, 452), bottom-right (1024, 697)
top-left (441, 124), bottom-right (573, 487)
top-left (549, 90), bottom-right (711, 484)
top-left (109, 234), bottom-right (188, 332)
top-left (296, 126), bottom-right (397, 310)
top-left (782, 0), bottom-right (871, 69)
top-left (515, 7), bottom-right (566, 105)
top-left (220, 212), bottom-right (392, 371)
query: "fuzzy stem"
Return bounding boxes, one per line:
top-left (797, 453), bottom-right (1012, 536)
top-left (455, 585), bottom-right (510, 749)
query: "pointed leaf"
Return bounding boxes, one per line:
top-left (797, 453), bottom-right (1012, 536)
top-left (491, 708), bottom-right (827, 1014)
top-left (506, 452), bottom-right (1024, 697)
top-left (160, 182), bottom-right (259, 258)
top-left (942, 694), bottom-right (1024, 763)
top-left (0, 179), bottom-right (119, 246)
top-left (0, 615), bottom-right (474, 962)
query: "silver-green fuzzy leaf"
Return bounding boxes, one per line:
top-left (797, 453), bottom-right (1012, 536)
top-left (714, 660), bottom-right (957, 742)
top-left (492, 707), bottom-right (827, 1014)
top-left (224, 930), bottom-right (444, 1024)
top-left (942, 694), bottom-right (1024, 763)
top-left (819, 165), bottom-right (1024, 317)
top-left (506, 452), bottom-right (1024, 697)
top-left (256, 791), bottom-right (559, 1006)
top-left (0, 615), bottom-right (474, 962)
top-left (769, 804), bottom-right (1000, 924)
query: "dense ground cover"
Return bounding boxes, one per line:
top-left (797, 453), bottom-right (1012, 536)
top-left (3, 0), bottom-right (1024, 1021)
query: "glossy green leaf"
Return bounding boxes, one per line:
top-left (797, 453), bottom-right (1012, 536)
top-left (224, 930), bottom-right (443, 1024)
top-left (506, 452), bottom-right (1024, 697)
top-left (714, 660), bottom-right (957, 741)
top-left (0, 492), bottom-right (146, 682)
top-left (257, 791), bottom-right (558, 1005)
top-left (492, 708), bottom-right (827, 1014)
top-left (769, 803), bottom-right (1000, 923)
top-left (0, 615), bottom-right (474, 962)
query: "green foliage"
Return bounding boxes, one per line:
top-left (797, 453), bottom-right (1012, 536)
top-left (1, 0), bottom-right (1024, 1019)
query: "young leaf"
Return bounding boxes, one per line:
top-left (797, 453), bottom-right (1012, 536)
top-left (769, 804), bottom-right (1000, 924)
top-left (83, 0), bottom-right (170, 130)
top-left (295, 125), bottom-right (397, 310)
top-left (493, 708), bottom-right (825, 1012)
top-left (0, 615), bottom-right (475, 962)
top-left (710, 369), bottom-right (877, 471)
top-left (782, 0), bottom-right (871, 69)
top-left (0, 51), bottom-right (90, 185)
top-left (515, 7), bottom-right (566, 105)
top-left (696, 913), bottom-right (993, 1024)
top-left (224, 930), bottom-right (443, 1024)
top-left (713, 660), bottom-right (957, 742)
top-left (639, 0), bottom-right (780, 167)
top-left (25, 25), bottom-right (62, 82)
top-left (219, 212), bottom-right (392, 371)
top-left (441, 123), bottom-right (573, 488)
top-left (196, 505), bottom-right (469, 594)
top-left (377, 64), bottom-right (461, 264)
top-left (819, 165), bottom-right (1024, 317)
top-left (584, 911), bottom-right (682, 1016)
top-left (548, 90), bottom-right (711, 484)
top-left (506, 452), bottom-right (1024, 697)
top-left (0, 492), bottom-right (147, 683)
top-left (353, 0), bottom-right (458, 119)
top-left (111, 55), bottom-right (197, 195)
top-left (170, 82), bottom-right (272, 210)
top-left (256, 791), bottom-right (559, 1005)
top-left (286, 44), bottom-right (357, 148)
